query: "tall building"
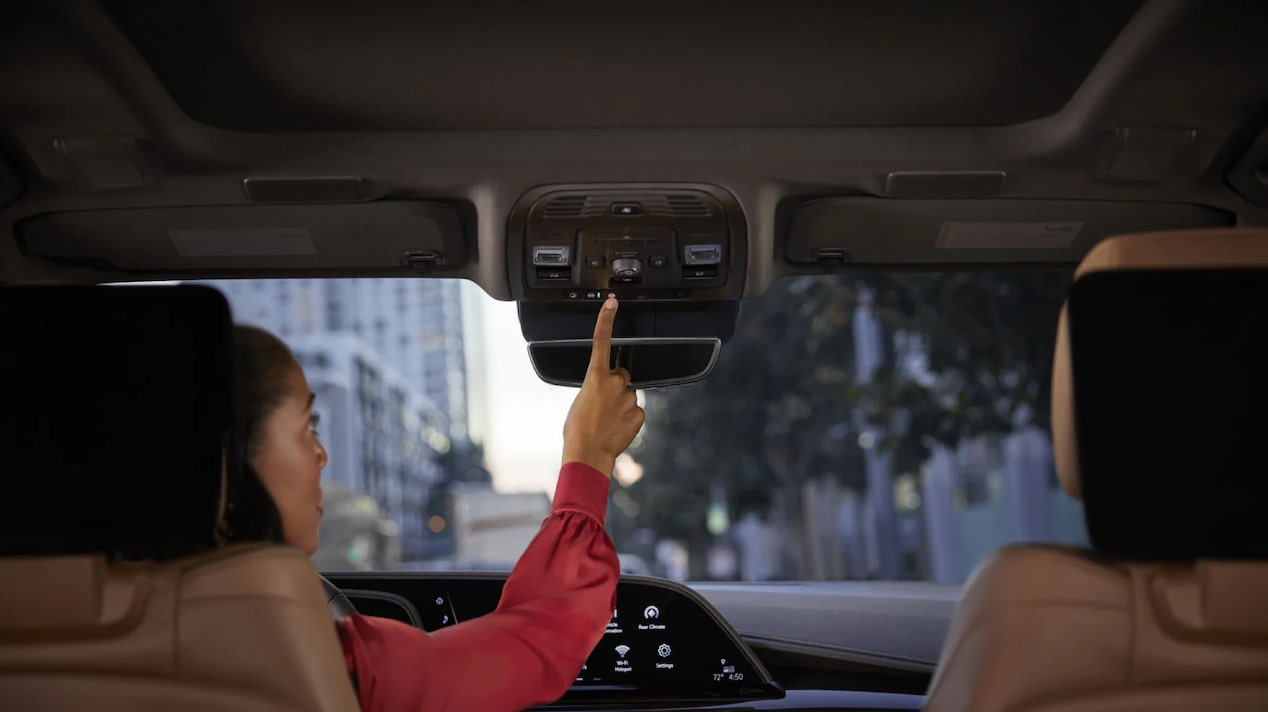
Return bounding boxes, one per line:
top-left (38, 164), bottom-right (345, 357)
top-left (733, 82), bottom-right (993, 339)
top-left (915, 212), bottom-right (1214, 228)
top-left (204, 278), bottom-right (471, 440)
top-left (287, 334), bottom-right (449, 561)
top-left (199, 277), bottom-right (475, 561)
top-left (459, 281), bottom-right (490, 449)
top-left (413, 280), bottom-right (470, 443)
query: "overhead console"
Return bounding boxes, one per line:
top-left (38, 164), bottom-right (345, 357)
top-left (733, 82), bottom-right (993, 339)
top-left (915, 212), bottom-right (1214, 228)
top-left (508, 183), bottom-right (747, 304)
top-left (323, 573), bottom-right (783, 706)
top-left (510, 184), bottom-right (748, 389)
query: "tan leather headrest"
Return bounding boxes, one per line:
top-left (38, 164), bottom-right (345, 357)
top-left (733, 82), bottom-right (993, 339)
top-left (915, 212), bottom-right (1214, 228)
top-left (1053, 228), bottom-right (1268, 499)
top-left (0, 556), bottom-right (106, 630)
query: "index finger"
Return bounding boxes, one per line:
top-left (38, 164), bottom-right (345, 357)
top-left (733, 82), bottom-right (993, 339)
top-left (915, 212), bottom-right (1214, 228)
top-left (588, 294), bottom-right (618, 374)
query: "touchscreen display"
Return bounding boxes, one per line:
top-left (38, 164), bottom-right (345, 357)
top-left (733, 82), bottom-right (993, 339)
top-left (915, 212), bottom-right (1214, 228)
top-left (575, 585), bottom-right (754, 688)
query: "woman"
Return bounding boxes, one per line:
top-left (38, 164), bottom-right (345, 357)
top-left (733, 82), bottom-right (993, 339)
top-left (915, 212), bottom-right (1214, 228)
top-left (220, 295), bottom-right (643, 711)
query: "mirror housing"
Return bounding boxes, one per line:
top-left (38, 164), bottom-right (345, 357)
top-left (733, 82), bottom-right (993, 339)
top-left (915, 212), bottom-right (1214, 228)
top-left (528, 337), bottom-right (721, 389)
top-left (518, 300), bottom-right (738, 389)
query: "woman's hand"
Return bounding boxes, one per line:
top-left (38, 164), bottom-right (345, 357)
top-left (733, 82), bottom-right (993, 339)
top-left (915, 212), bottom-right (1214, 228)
top-left (562, 296), bottom-right (645, 476)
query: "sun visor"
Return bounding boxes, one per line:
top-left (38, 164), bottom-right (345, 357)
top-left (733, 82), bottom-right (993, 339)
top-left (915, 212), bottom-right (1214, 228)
top-left (784, 198), bottom-right (1233, 267)
top-left (17, 201), bottom-right (468, 276)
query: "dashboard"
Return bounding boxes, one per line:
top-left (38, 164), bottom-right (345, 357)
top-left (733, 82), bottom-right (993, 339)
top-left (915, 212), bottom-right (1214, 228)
top-left (326, 573), bottom-right (782, 705)
top-left (324, 572), bottom-right (938, 711)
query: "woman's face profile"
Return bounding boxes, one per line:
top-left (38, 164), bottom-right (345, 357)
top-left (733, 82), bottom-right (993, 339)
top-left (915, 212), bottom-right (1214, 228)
top-left (252, 359), bottom-right (327, 554)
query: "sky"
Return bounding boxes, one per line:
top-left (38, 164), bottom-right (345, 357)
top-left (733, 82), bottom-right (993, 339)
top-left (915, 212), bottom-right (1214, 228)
top-left (463, 283), bottom-right (579, 497)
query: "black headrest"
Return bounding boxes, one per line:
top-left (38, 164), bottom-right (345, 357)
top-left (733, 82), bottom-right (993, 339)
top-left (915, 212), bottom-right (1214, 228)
top-left (1068, 270), bottom-right (1268, 560)
top-left (0, 285), bottom-right (233, 560)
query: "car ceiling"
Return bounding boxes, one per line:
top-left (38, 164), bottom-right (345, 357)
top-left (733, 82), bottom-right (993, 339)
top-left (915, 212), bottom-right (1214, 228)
top-left (1, 0), bottom-right (1266, 298)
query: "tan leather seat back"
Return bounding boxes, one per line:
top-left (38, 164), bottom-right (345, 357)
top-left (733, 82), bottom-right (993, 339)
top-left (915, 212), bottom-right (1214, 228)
top-left (928, 548), bottom-right (1268, 712)
top-left (0, 286), bottom-right (357, 710)
top-left (0, 545), bottom-right (359, 711)
top-left (926, 229), bottom-right (1268, 712)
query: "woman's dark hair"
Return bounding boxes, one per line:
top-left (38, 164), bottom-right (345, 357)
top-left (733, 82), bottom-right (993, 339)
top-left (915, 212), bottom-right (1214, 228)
top-left (219, 324), bottom-right (293, 544)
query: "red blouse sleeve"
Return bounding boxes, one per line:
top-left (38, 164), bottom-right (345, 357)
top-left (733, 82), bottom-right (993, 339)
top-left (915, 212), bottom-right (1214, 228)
top-left (336, 462), bottom-right (618, 712)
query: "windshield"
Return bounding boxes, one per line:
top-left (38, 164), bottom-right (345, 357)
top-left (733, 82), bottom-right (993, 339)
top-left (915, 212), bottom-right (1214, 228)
top-left (198, 271), bottom-right (1081, 582)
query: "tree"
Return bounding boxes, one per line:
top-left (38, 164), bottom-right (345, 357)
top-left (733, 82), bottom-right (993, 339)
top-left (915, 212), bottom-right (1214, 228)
top-left (625, 270), bottom-right (1070, 578)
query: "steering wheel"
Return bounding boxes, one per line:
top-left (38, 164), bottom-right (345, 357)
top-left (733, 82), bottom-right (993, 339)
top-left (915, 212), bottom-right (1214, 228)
top-left (320, 574), bottom-right (358, 621)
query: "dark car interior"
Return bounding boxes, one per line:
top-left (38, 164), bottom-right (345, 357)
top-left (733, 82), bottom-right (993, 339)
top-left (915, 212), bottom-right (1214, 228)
top-left (2, 1), bottom-right (1268, 710)
top-left (0, 285), bottom-right (360, 710)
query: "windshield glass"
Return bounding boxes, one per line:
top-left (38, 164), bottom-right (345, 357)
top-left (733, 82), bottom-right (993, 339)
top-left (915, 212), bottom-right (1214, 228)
top-left (197, 271), bottom-right (1081, 582)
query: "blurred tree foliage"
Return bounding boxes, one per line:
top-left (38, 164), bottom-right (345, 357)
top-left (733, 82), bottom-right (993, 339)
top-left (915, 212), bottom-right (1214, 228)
top-left (625, 270), bottom-right (1071, 565)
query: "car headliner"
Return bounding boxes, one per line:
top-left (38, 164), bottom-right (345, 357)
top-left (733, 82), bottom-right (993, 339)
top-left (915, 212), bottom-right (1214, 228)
top-left (0, 0), bottom-right (1266, 297)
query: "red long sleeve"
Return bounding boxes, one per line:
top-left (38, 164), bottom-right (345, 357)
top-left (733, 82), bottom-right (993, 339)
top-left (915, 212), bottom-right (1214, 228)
top-left (336, 462), bottom-right (618, 712)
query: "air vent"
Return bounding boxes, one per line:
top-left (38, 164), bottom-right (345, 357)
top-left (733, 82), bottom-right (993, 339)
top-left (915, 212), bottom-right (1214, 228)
top-left (657, 195), bottom-right (713, 217)
top-left (543, 194), bottom-right (714, 218)
top-left (541, 196), bottom-right (584, 217)
top-left (541, 196), bottom-right (608, 218)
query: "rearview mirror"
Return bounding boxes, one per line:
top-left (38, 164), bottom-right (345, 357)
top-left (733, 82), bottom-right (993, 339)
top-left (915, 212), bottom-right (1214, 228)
top-left (528, 337), bottom-right (720, 389)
